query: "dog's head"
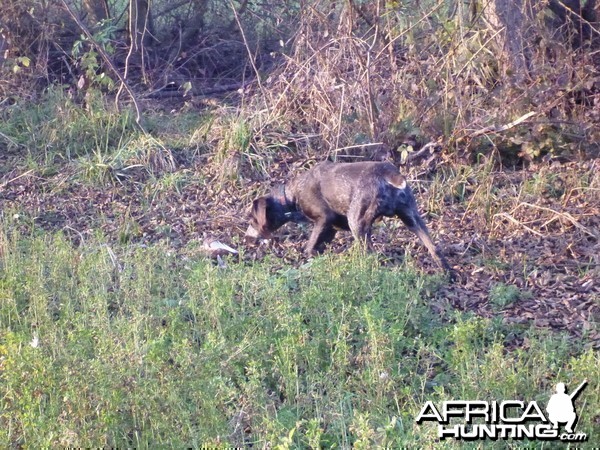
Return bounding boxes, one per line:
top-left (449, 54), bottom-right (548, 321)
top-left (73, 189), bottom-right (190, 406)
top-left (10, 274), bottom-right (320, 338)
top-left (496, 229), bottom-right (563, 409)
top-left (245, 196), bottom-right (292, 239)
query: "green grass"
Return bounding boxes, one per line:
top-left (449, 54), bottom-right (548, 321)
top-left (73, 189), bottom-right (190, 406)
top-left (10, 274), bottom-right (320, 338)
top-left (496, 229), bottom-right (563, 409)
top-left (0, 223), bottom-right (598, 448)
top-left (0, 87), bottom-right (137, 164)
top-left (0, 89), bottom-right (188, 185)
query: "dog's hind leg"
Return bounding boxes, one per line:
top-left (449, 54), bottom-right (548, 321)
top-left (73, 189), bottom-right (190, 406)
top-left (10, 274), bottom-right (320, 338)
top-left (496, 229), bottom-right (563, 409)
top-left (398, 211), bottom-right (451, 272)
top-left (348, 200), bottom-right (377, 252)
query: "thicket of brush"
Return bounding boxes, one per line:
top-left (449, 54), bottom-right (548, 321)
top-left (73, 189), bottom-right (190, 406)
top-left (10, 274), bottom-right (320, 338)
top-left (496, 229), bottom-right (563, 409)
top-left (1, 0), bottom-right (599, 169)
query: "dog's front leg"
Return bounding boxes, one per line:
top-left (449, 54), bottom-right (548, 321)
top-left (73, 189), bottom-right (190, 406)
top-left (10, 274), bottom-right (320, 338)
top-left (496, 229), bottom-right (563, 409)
top-left (349, 223), bottom-right (374, 252)
top-left (305, 220), bottom-right (334, 255)
top-left (314, 226), bottom-right (337, 253)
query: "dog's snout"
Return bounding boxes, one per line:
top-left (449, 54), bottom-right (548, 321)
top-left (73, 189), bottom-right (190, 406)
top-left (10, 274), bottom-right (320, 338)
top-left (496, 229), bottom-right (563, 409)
top-left (245, 224), bottom-right (260, 239)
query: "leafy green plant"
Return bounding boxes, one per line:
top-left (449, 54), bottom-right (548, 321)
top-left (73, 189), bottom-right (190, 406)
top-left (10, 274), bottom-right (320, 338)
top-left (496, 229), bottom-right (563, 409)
top-left (71, 19), bottom-right (118, 90)
top-left (11, 56), bottom-right (31, 74)
top-left (489, 282), bottom-right (521, 309)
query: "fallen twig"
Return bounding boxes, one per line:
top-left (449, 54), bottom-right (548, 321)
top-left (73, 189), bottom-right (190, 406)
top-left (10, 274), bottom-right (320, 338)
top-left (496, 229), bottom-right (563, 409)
top-left (405, 141), bottom-right (442, 164)
top-left (514, 202), bottom-right (597, 238)
top-left (0, 169), bottom-right (34, 189)
top-left (493, 212), bottom-right (545, 237)
top-left (469, 111), bottom-right (537, 139)
top-left (144, 81), bottom-right (253, 99)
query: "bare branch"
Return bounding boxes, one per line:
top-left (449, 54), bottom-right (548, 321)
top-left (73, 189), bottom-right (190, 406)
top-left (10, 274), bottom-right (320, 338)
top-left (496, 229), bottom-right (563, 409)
top-left (60, 0), bottom-right (145, 131)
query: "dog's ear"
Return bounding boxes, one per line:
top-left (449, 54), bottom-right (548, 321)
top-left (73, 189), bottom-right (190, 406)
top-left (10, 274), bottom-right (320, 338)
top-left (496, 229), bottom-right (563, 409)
top-left (385, 172), bottom-right (407, 190)
top-left (246, 196), bottom-right (272, 238)
top-left (253, 197), bottom-right (269, 225)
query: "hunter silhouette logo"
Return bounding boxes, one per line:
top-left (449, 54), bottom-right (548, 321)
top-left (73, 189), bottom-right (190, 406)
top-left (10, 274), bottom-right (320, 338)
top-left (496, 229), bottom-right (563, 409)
top-left (546, 380), bottom-right (587, 433)
top-left (416, 379), bottom-right (589, 442)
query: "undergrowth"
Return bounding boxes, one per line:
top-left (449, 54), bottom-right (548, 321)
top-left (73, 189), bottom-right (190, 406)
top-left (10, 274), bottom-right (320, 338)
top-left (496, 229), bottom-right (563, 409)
top-left (0, 15), bottom-right (598, 443)
top-left (0, 223), bottom-right (597, 448)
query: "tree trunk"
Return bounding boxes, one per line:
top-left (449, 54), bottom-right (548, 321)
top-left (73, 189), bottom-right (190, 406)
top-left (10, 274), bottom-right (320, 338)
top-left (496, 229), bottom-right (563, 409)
top-left (82, 0), bottom-right (109, 27)
top-left (129, 0), bottom-right (154, 51)
top-left (489, 0), bottom-right (531, 83)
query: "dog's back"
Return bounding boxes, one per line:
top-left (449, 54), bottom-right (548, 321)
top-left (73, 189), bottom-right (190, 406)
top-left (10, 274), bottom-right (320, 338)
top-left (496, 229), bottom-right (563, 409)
top-left (292, 161), bottom-right (408, 215)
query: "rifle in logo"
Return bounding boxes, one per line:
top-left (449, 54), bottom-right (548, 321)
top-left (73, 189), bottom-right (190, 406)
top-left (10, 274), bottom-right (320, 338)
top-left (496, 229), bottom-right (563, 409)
top-left (546, 379), bottom-right (587, 433)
